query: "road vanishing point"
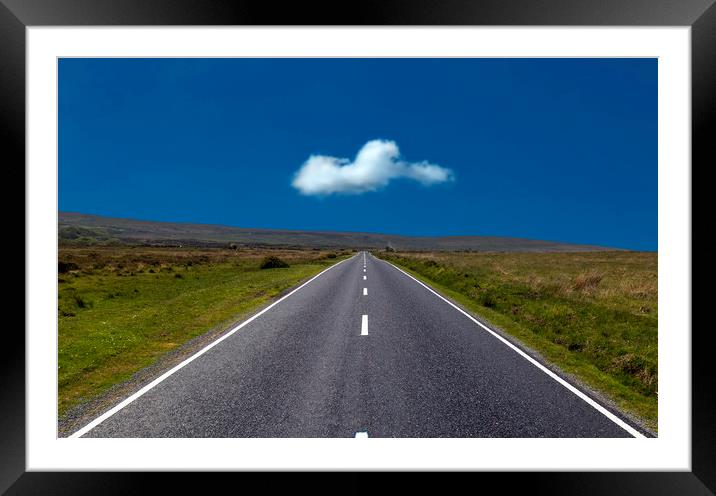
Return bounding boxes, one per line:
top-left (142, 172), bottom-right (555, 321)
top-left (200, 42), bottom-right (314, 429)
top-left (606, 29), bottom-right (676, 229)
top-left (72, 252), bottom-right (644, 438)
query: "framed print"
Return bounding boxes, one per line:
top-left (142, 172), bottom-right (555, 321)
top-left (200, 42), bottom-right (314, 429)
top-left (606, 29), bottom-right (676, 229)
top-left (3, 0), bottom-right (712, 492)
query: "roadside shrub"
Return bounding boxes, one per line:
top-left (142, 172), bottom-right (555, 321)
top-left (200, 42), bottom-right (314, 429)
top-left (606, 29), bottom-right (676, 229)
top-left (260, 256), bottom-right (289, 269)
top-left (323, 252), bottom-right (337, 259)
top-left (568, 342), bottom-right (585, 352)
top-left (479, 290), bottom-right (498, 308)
top-left (58, 261), bottom-right (79, 274)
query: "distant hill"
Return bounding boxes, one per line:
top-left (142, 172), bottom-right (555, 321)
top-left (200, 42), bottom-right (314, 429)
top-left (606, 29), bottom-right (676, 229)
top-left (58, 212), bottom-right (616, 252)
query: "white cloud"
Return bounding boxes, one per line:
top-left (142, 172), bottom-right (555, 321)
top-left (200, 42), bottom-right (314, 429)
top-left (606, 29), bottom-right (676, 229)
top-left (291, 139), bottom-right (454, 196)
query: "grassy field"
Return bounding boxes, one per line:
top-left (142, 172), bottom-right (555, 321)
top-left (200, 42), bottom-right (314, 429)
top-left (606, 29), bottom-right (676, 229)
top-left (58, 245), bottom-right (349, 417)
top-left (377, 250), bottom-right (658, 431)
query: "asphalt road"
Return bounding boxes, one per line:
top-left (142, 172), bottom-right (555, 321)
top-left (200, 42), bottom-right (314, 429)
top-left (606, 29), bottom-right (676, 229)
top-left (75, 252), bottom-right (640, 438)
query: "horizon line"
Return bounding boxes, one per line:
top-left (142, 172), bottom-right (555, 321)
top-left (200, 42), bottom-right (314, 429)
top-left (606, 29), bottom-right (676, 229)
top-left (58, 210), bottom-right (653, 252)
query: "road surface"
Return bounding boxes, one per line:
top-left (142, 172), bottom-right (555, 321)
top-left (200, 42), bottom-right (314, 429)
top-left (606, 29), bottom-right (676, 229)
top-left (73, 252), bottom-right (641, 438)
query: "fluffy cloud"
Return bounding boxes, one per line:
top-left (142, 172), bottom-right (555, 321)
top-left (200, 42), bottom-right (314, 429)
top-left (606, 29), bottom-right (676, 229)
top-left (291, 139), bottom-right (454, 196)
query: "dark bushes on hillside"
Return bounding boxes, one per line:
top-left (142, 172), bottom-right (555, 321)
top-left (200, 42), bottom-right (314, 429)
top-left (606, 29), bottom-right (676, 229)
top-left (260, 256), bottom-right (289, 269)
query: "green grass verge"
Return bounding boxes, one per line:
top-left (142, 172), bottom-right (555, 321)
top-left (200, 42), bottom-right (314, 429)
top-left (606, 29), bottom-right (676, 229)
top-left (58, 246), bottom-right (348, 416)
top-left (376, 251), bottom-right (657, 432)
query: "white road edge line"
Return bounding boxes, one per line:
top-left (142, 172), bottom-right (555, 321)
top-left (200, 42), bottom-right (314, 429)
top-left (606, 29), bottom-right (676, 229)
top-left (355, 431), bottom-right (369, 438)
top-left (379, 258), bottom-right (646, 439)
top-left (363, 287), bottom-right (368, 296)
top-left (361, 314), bottom-right (369, 336)
top-left (69, 254), bottom-right (357, 439)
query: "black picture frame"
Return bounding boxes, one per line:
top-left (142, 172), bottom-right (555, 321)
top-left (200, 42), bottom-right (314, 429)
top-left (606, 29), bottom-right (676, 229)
top-left (3, 0), bottom-right (711, 493)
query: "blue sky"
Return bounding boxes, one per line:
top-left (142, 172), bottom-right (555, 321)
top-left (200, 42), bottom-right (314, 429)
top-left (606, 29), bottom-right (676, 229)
top-left (59, 58), bottom-right (657, 250)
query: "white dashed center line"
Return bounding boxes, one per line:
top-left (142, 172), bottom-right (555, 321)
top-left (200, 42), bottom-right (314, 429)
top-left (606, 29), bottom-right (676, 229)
top-left (363, 275), bottom-right (366, 280)
top-left (361, 314), bottom-right (368, 336)
top-left (363, 287), bottom-right (368, 296)
top-left (355, 431), bottom-right (369, 438)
